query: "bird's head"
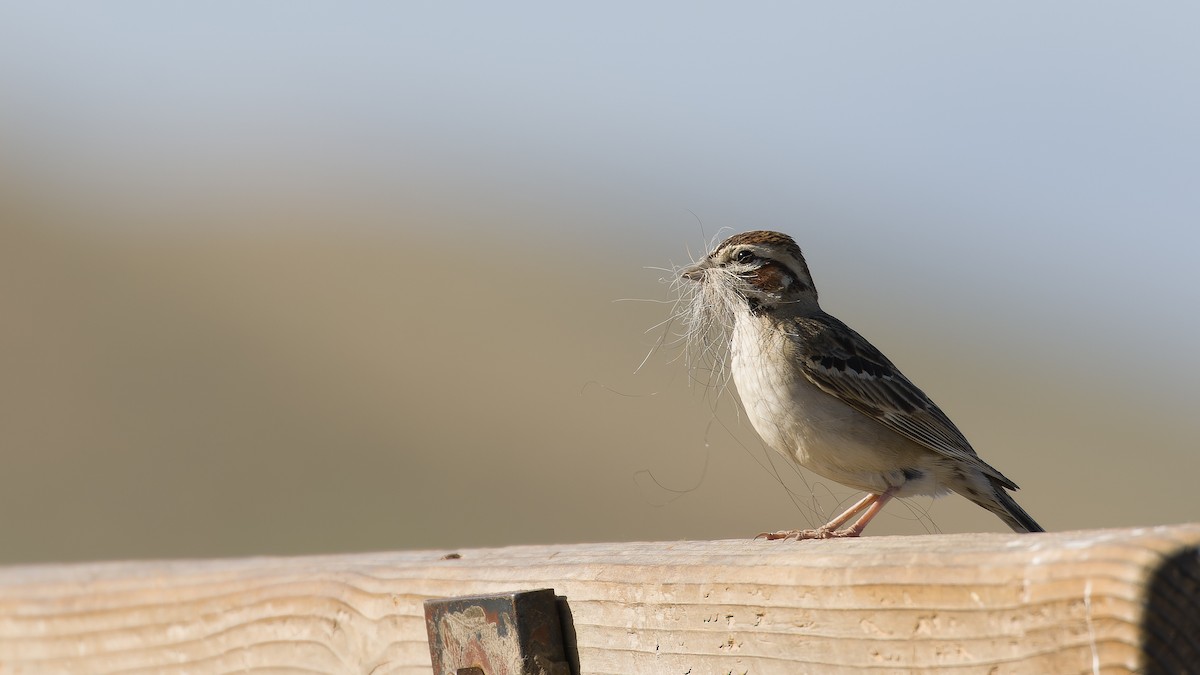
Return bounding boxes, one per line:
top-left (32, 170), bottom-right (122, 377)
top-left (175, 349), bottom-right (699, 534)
top-left (681, 230), bottom-right (819, 315)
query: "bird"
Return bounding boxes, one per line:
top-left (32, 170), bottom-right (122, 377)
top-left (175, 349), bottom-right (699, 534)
top-left (678, 230), bottom-right (1043, 539)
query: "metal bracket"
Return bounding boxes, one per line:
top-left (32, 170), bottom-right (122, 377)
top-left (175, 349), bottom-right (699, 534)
top-left (424, 588), bottom-right (571, 675)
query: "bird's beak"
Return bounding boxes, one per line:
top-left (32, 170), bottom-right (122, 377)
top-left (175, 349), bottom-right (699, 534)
top-left (680, 258), bottom-right (712, 281)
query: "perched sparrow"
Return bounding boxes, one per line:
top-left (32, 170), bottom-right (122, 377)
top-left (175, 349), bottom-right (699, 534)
top-left (680, 230), bottom-right (1043, 538)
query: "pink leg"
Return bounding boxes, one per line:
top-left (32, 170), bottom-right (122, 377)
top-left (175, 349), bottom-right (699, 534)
top-left (758, 489), bottom-right (896, 541)
top-left (819, 493), bottom-right (878, 531)
top-left (829, 490), bottom-right (895, 537)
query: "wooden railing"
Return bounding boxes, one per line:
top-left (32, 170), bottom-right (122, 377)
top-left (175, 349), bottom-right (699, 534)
top-left (1, 525), bottom-right (1197, 673)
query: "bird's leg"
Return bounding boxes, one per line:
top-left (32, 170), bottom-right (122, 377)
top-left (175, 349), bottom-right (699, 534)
top-left (820, 493), bottom-right (879, 531)
top-left (825, 489), bottom-right (895, 538)
top-left (757, 489), bottom-right (896, 540)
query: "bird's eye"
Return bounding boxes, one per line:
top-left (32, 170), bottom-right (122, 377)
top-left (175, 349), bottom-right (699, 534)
top-left (734, 249), bottom-right (755, 264)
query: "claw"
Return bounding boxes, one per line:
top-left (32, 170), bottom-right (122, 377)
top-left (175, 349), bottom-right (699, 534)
top-left (755, 528), bottom-right (844, 541)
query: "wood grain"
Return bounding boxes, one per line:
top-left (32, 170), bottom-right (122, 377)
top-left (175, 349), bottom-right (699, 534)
top-left (1, 525), bottom-right (1197, 674)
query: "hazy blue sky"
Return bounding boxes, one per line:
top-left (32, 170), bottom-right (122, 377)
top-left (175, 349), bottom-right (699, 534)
top-left (4, 4), bottom-right (1197, 231)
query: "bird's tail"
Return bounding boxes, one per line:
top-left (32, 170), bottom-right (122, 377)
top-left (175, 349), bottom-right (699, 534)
top-left (967, 479), bottom-right (1045, 533)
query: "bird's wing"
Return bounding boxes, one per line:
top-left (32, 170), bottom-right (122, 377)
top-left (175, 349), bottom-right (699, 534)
top-left (789, 313), bottom-right (1018, 490)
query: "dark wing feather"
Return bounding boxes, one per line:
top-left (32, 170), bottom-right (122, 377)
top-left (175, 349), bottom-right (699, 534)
top-left (789, 313), bottom-right (1018, 490)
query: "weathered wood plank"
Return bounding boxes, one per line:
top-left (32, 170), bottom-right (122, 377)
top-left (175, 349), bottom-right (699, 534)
top-left (0, 525), bottom-right (1197, 674)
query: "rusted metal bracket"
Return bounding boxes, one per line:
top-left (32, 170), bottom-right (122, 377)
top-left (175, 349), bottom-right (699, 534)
top-left (424, 588), bottom-right (571, 675)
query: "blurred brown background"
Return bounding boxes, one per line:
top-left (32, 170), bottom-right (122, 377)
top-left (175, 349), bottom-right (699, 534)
top-left (2, 5), bottom-right (1199, 564)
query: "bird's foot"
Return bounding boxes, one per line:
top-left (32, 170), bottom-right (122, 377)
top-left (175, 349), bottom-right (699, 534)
top-left (755, 527), bottom-right (862, 541)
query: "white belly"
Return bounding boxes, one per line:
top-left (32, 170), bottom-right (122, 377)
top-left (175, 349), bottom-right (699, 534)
top-left (729, 314), bottom-right (943, 497)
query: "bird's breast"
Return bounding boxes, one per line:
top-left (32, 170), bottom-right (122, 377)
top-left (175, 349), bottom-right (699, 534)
top-left (729, 314), bottom-right (932, 494)
top-left (729, 315), bottom-right (834, 461)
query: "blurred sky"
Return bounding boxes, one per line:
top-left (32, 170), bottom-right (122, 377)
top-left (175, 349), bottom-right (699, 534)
top-left (2, 3), bottom-right (1199, 563)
